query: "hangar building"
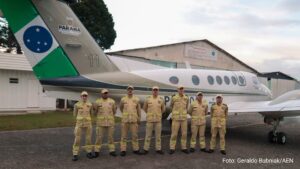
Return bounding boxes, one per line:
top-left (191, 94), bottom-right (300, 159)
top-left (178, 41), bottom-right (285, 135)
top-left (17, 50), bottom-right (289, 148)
top-left (108, 39), bottom-right (300, 98)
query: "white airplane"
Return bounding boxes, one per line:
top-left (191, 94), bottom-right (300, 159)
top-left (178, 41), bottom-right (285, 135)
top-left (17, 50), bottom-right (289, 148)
top-left (1, 0), bottom-right (300, 144)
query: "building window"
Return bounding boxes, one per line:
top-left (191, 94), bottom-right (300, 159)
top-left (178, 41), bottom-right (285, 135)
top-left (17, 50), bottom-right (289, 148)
top-left (150, 60), bottom-right (177, 68)
top-left (9, 78), bottom-right (19, 84)
top-left (231, 76), bottom-right (237, 85)
top-left (224, 76), bottom-right (230, 85)
top-left (216, 75), bottom-right (222, 85)
top-left (169, 76), bottom-right (179, 84)
top-left (192, 75), bottom-right (200, 85)
top-left (207, 75), bottom-right (214, 85)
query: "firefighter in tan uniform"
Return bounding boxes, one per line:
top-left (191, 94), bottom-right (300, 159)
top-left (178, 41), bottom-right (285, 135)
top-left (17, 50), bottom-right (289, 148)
top-left (188, 92), bottom-right (208, 153)
top-left (119, 85), bottom-right (142, 156)
top-left (142, 86), bottom-right (165, 155)
top-left (208, 94), bottom-right (228, 155)
top-left (93, 89), bottom-right (117, 157)
top-left (169, 86), bottom-right (189, 154)
top-left (72, 91), bottom-right (93, 161)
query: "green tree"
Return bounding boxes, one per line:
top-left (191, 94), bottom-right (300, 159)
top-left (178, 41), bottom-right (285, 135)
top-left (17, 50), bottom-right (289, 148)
top-left (70, 0), bottom-right (117, 49)
top-left (0, 0), bottom-right (116, 52)
top-left (0, 24), bottom-right (22, 54)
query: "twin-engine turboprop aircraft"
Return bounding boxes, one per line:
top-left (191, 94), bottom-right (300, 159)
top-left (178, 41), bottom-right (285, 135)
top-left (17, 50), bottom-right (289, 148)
top-left (1, 0), bottom-right (300, 144)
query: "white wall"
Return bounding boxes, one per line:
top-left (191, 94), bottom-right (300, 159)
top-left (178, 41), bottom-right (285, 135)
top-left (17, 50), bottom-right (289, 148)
top-left (0, 69), bottom-right (56, 112)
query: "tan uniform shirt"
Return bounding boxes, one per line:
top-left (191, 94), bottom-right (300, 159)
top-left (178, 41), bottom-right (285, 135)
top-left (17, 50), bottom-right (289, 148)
top-left (94, 98), bottom-right (116, 126)
top-left (171, 94), bottom-right (189, 121)
top-left (120, 95), bottom-right (141, 123)
top-left (143, 95), bottom-right (165, 122)
top-left (210, 103), bottom-right (228, 127)
top-left (73, 101), bottom-right (93, 127)
top-left (188, 100), bottom-right (208, 125)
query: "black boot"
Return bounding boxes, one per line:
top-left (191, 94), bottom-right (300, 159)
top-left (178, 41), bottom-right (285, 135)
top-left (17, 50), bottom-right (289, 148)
top-left (120, 151), bottom-right (126, 157)
top-left (207, 149), bottom-right (214, 153)
top-left (86, 152), bottom-right (93, 159)
top-left (220, 150), bottom-right (226, 155)
top-left (133, 150), bottom-right (141, 155)
top-left (93, 152), bottom-right (99, 158)
top-left (156, 150), bottom-right (164, 155)
top-left (72, 155), bottom-right (78, 161)
top-left (169, 149), bottom-right (175, 154)
top-left (200, 148), bottom-right (208, 152)
top-left (181, 149), bottom-right (189, 154)
top-left (109, 151), bottom-right (117, 157)
top-left (141, 149), bottom-right (148, 155)
top-left (189, 148), bottom-right (195, 153)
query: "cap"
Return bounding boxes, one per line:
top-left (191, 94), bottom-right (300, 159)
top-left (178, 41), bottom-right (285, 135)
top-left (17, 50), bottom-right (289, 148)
top-left (177, 85), bottom-right (184, 89)
top-left (81, 91), bottom-right (88, 96)
top-left (101, 89), bottom-right (109, 94)
top-left (216, 94), bottom-right (223, 98)
top-left (127, 85), bottom-right (134, 90)
top-left (196, 92), bottom-right (203, 96)
top-left (152, 86), bottom-right (159, 90)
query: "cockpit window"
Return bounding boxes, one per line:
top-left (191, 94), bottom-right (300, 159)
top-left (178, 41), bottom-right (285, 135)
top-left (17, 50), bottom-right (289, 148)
top-left (169, 76), bottom-right (179, 84)
top-left (207, 75), bottom-right (214, 85)
top-left (238, 76), bottom-right (246, 85)
top-left (192, 75), bottom-right (200, 85)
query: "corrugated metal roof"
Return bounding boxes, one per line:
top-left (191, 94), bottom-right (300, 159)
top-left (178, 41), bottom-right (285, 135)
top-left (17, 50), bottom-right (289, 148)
top-left (0, 52), bottom-right (32, 71)
top-left (260, 71), bottom-right (298, 81)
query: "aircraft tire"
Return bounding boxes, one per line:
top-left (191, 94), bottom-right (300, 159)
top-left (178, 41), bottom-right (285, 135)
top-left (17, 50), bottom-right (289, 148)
top-left (268, 131), bottom-right (276, 143)
top-left (277, 132), bottom-right (287, 145)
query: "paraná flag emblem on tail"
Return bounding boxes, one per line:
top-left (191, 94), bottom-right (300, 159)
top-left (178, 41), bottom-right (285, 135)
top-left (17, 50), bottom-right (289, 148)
top-left (23, 25), bottom-right (53, 53)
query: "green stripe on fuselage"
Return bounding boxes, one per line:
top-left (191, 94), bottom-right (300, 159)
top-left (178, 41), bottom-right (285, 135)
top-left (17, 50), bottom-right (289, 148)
top-left (0, 0), bottom-right (38, 33)
top-left (33, 47), bottom-right (78, 79)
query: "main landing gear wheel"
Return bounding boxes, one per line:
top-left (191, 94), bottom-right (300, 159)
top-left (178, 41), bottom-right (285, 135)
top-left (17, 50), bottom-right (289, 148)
top-left (265, 117), bottom-right (287, 144)
top-left (277, 132), bottom-right (287, 144)
top-left (268, 131), bottom-right (287, 144)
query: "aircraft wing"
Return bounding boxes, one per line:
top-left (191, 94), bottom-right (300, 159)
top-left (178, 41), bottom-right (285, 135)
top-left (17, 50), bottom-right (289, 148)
top-left (228, 90), bottom-right (300, 118)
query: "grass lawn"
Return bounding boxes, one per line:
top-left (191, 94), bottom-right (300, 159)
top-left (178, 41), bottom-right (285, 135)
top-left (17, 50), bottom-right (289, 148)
top-left (0, 111), bottom-right (121, 131)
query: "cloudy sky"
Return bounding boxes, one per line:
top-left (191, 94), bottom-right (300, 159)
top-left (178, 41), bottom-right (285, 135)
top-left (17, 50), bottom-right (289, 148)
top-left (103, 0), bottom-right (300, 79)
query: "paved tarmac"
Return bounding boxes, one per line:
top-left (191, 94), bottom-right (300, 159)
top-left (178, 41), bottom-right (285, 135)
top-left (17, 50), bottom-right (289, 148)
top-left (0, 113), bottom-right (300, 169)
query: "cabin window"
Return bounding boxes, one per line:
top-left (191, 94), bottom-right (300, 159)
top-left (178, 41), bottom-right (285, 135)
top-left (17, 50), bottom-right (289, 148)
top-left (216, 76), bottom-right (222, 85)
top-left (207, 75), bottom-right (214, 85)
top-left (192, 75), bottom-right (200, 85)
top-left (231, 76), bottom-right (237, 85)
top-left (224, 76), bottom-right (230, 85)
top-left (169, 76), bottom-right (179, 84)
